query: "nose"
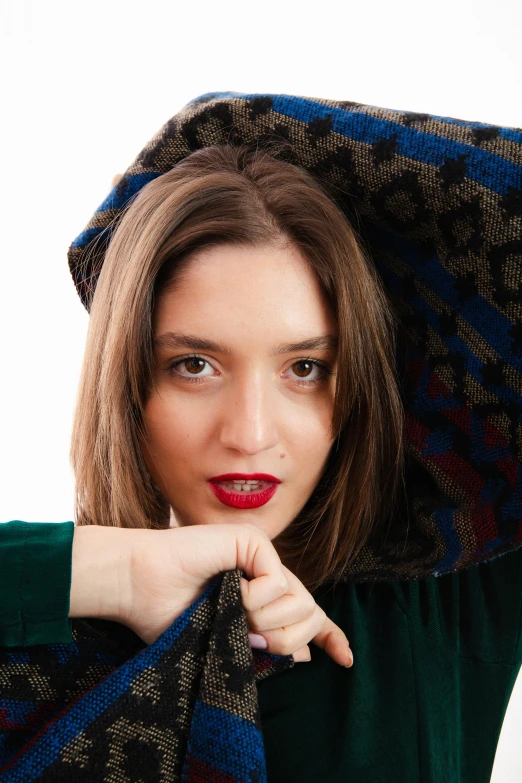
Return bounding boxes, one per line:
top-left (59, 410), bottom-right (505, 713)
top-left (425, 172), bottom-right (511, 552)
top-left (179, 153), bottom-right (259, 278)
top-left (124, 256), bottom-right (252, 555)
top-left (218, 371), bottom-right (280, 456)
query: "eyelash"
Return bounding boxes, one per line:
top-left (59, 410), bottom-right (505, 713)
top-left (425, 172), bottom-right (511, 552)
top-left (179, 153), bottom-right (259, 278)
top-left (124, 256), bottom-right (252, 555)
top-left (167, 354), bottom-right (335, 387)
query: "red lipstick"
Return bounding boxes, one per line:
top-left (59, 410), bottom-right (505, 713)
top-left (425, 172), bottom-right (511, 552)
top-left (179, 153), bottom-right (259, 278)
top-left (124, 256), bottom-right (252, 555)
top-left (208, 473), bottom-right (281, 510)
top-left (209, 473), bottom-right (281, 482)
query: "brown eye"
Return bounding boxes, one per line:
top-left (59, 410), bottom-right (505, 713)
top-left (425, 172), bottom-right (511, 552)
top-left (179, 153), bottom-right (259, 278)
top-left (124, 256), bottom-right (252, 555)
top-left (288, 359), bottom-right (334, 386)
top-left (183, 358), bottom-right (206, 374)
top-left (169, 355), bottom-right (212, 380)
top-left (168, 354), bottom-right (333, 386)
top-left (292, 360), bottom-right (315, 378)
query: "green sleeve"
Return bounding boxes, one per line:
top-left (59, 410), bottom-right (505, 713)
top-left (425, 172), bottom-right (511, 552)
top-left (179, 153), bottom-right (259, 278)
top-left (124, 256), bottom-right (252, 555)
top-left (0, 520), bottom-right (74, 647)
top-left (390, 545), bottom-right (522, 665)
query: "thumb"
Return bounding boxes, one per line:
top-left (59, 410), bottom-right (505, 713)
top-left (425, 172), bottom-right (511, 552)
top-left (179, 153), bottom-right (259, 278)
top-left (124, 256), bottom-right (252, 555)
top-left (311, 616), bottom-right (353, 668)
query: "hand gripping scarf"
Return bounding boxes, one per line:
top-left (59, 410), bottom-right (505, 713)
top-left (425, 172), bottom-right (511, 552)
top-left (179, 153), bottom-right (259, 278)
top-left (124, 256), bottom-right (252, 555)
top-left (1, 92), bottom-right (521, 781)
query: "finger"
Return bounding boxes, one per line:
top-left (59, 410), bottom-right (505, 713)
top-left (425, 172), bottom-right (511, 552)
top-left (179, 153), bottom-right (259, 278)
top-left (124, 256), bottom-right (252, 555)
top-left (111, 173), bottom-right (123, 187)
top-left (240, 574), bottom-right (288, 613)
top-left (292, 644), bottom-right (311, 663)
top-left (236, 528), bottom-right (288, 611)
top-left (259, 604), bottom-right (327, 657)
top-left (311, 616), bottom-right (353, 667)
top-left (245, 587), bottom-right (316, 633)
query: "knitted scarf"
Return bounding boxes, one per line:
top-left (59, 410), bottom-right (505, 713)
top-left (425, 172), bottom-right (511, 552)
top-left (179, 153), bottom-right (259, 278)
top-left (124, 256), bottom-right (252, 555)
top-left (1, 93), bottom-right (521, 781)
top-left (0, 570), bottom-right (292, 781)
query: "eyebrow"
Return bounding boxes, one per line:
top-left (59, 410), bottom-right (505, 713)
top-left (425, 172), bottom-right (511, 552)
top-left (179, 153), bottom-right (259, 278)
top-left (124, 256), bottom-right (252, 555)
top-left (154, 331), bottom-right (339, 356)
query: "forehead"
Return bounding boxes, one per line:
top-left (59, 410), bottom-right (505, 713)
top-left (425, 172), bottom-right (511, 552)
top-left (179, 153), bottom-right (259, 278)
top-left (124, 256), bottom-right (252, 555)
top-left (153, 244), bottom-right (336, 336)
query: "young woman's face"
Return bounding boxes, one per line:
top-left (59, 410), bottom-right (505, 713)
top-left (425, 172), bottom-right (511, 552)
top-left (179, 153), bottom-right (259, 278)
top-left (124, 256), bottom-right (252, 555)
top-left (142, 243), bottom-right (338, 540)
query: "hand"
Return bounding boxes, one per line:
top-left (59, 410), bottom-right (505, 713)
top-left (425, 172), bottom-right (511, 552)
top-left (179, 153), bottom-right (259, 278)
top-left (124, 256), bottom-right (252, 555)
top-left (241, 565), bottom-right (353, 666)
top-left (69, 523), bottom-right (353, 667)
top-left (70, 523), bottom-right (288, 645)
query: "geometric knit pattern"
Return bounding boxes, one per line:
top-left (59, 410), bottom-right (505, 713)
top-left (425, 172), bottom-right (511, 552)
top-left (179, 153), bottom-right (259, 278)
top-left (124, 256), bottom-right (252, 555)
top-left (6, 92), bottom-right (519, 782)
top-left (68, 92), bottom-right (522, 582)
top-left (0, 570), bottom-right (293, 781)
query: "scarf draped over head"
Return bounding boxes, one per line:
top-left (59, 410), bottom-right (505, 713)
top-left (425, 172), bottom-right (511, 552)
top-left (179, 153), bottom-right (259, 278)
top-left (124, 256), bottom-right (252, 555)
top-left (2, 93), bottom-right (519, 783)
top-left (69, 92), bottom-right (522, 582)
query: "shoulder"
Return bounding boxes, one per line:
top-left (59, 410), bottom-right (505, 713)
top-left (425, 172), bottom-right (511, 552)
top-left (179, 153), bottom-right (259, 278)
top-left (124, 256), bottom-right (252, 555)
top-left (390, 547), bottom-right (522, 665)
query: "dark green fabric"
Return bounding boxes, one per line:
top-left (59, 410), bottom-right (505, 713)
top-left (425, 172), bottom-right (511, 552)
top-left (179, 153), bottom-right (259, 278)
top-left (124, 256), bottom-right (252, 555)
top-left (258, 546), bottom-right (522, 783)
top-left (0, 520), bottom-right (74, 646)
top-left (1, 521), bottom-right (520, 780)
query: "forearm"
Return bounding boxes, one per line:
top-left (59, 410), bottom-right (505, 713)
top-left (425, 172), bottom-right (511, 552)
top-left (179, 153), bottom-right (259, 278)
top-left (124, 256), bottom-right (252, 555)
top-left (69, 525), bottom-right (133, 623)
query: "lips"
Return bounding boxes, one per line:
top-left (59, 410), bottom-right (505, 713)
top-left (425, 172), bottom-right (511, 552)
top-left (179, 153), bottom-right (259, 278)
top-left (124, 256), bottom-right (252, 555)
top-left (209, 473), bottom-right (281, 483)
top-left (208, 478), bottom-right (279, 509)
top-left (207, 473), bottom-right (281, 509)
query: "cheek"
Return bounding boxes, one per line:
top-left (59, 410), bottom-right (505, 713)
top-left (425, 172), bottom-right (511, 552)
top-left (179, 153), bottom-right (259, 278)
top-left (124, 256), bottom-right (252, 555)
top-left (142, 387), bottom-right (335, 466)
top-left (301, 393), bottom-right (336, 459)
top-left (143, 392), bottom-right (212, 475)
top-left (142, 394), bottom-right (184, 464)
top-left (300, 428), bottom-right (334, 477)
top-left (287, 395), bottom-right (335, 450)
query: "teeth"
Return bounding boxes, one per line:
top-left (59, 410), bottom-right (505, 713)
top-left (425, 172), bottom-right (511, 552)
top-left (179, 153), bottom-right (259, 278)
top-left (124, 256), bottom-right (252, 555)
top-left (223, 481), bottom-right (265, 492)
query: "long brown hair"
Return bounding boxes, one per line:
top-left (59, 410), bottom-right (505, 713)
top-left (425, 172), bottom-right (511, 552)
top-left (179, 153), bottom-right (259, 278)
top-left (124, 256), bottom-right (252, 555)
top-left (70, 142), bottom-right (405, 591)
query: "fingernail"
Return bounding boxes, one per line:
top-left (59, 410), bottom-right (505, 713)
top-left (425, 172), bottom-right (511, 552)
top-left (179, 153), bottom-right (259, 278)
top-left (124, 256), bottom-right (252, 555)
top-left (344, 651), bottom-right (354, 668)
top-left (248, 633), bottom-right (268, 650)
top-left (292, 654), bottom-right (312, 663)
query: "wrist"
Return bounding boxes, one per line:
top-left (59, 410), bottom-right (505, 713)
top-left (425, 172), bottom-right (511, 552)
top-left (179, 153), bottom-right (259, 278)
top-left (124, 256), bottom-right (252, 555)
top-left (69, 525), bottom-right (132, 622)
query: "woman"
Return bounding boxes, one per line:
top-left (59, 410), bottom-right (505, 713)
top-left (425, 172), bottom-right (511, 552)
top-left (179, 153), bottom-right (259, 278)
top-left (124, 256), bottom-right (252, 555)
top-left (1, 92), bottom-right (521, 783)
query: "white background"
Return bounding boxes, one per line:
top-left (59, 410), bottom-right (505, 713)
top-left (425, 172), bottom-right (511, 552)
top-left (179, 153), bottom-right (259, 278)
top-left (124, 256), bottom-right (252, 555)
top-left (0, 0), bottom-right (521, 778)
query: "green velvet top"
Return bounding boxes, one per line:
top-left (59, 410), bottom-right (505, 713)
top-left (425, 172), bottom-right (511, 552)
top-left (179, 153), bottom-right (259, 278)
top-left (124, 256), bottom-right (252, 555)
top-left (258, 546), bottom-right (522, 783)
top-left (1, 520), bottom-right (521, 782)
top-left (0, 520), bottom-right (74, 647)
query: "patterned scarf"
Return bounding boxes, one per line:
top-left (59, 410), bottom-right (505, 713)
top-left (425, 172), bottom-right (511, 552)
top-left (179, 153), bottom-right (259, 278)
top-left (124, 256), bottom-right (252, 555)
top-left (0, 571), bottom-right (292, 781)
top-left (2, 93), bottom-right (520, 781)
